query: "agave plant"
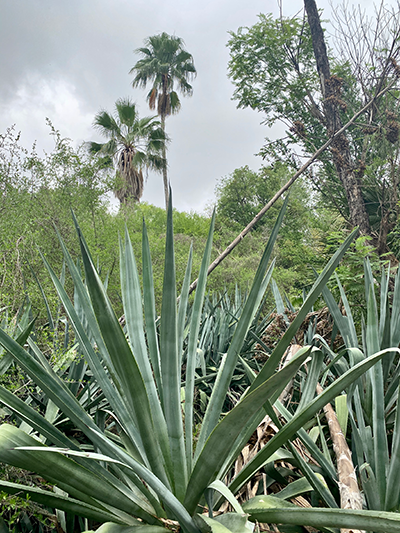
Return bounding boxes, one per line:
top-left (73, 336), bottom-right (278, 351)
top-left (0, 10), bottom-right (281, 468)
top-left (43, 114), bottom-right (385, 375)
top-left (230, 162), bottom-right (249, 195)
top-left (318, 259), bottom-right (400, 513)
top-left (257, 258), bottom-right (400, 522)
top-left (0, 197), bottom-right (399, 533)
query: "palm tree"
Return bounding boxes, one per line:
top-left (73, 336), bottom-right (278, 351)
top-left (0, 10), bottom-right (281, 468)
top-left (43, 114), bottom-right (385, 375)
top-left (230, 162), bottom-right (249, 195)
top-left (88, 98), bottom-right (166, 205)
top-left (130, 32), bottom-right (196, 207)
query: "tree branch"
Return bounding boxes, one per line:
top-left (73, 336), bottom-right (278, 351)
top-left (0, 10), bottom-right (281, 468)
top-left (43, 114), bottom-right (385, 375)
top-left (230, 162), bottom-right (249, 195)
top-left (188, 79), bottom-right (397, 296)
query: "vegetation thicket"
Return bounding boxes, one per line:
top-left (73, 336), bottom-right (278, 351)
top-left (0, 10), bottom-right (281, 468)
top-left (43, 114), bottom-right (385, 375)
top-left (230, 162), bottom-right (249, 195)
top-left (0, 124), bottom-right (332, 322)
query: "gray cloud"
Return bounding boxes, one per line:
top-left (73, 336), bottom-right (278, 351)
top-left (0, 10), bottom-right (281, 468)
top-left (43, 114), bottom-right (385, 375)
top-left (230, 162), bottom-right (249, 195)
top-left (1, 0), bottom-right (336, 212)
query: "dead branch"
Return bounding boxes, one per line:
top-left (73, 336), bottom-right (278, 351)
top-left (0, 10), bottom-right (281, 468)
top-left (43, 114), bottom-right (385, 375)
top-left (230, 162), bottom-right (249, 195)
top-left (316, 383), bottom-right (364, 533)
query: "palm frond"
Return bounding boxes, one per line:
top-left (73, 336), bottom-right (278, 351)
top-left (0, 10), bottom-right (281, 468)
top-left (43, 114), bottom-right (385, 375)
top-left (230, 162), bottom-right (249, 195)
top-left (169, 92), bottom-right (181, 114)
top-left (149, 88), bottom-right (158, 110)
top-left (93, 111), bottom-right (120, 138)
top-left (115, 98), bottom-right (138, 129)
top-left (87, 141), bottom-right (104, 154)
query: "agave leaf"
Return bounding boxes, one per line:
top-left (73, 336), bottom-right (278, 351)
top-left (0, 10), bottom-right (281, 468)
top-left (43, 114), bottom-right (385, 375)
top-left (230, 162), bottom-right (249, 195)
top-left (29, 263), bottom-right (55, 333)
top-left (159, 194), bottom-right (187, 498)
top-left (360, 462), bottom-right (381, 511)
top-left (196, 513), bottom-right (251, 533)
top-left (335, 394), bottom-right (348, 437)
top-left (121, 228), bottom-right (166, 428)
top-left (271, 279), bottom-right (289, 326)
top-left (379, 265), bottom-right (390, 349)
top-left (142, 219), bottom-right (163, 395)
top-left (196, 197), bottom-right (289, 457)
top-left (185, 210), bottom-right (215, 470)
top-left (0, 317), bottom-right (35, 374)
top-left (274, 476), bottom-right (320, 500)
top-left (0, 480), bottom-right (125, 524)
top-left (50, 228), bottom-right (118, 387)
top-left (386, 380), bottom-right (400, 511)
top-left (89, 524), bottom-right (168, 533)
top-left (1, 418), bottom-right (201, 532)
top-left (385, 383), bottom-right (400, 510)
top-left (229, 348), bottom-right (398, 495)
top-left (334, 272), bottom-right (358, 347)
top-left (322, 281), bottom-right (357, 349)
top-left (243, 495), bottom-right (400, 533)
top-left (391, 266), bottom-right (400, 347)
top-left (206, 481), bottom-right (244, 515)
top-left (177, 243), bottom-right (193, 360)
top-left (366, 286), bottom-right (389, 508)
top-left (297, 349), bottom-right (324, 412)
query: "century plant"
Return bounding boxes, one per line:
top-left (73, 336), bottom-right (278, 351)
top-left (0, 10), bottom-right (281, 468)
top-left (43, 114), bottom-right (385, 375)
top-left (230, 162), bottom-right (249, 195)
top-left (1, 196), bottom-right (400, 533)
top-left (320, 259), bottom-right (400, 512)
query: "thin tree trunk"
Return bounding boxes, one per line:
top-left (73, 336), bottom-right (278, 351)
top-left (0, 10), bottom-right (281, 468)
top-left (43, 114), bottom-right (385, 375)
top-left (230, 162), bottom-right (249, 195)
top-left (161, 113), bottom-right (169, 209)
top-left (304, 0), bottom-right (372, 237)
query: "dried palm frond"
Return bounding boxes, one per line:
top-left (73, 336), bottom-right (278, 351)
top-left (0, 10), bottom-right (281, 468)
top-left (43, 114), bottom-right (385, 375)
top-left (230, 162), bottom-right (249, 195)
top-left (114, 148), bottom-right (144, 203)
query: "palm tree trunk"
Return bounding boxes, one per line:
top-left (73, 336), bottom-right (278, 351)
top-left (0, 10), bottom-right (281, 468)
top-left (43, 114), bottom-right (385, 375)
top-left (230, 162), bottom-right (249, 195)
top-left (161, 113), bottom-right (169, 209)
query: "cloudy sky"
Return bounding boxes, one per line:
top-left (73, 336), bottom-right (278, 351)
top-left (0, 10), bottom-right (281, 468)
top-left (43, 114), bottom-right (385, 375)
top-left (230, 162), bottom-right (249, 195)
top-left (0, 0), bottom-right (372, 212)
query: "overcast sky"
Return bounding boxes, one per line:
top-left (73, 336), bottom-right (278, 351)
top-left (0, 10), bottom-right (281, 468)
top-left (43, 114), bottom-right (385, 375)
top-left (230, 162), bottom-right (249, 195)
top-left (0, 0), bottom-right (375, 212)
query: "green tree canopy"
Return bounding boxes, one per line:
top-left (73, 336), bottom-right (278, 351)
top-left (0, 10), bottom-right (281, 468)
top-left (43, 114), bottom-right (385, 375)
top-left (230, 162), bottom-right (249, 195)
top-left (215, 164), bottom-right (325, 289)
top-left (227, 6), bottom-right (400, 256)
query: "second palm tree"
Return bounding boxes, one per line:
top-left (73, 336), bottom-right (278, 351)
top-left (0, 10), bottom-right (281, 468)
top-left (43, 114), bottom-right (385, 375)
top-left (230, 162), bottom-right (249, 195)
top-left (89, 98), bottom-right (166, 205)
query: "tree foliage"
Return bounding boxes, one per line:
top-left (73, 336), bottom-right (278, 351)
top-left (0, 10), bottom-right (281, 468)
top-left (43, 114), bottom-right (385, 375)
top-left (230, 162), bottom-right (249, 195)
top-left (215, 164), bottom-right (326, 291)
top-left (131, 33), bottom-right (196, 118)
top-left (0, 123), bottom-right (112, 311)
top-left (227, 4), bottom-right (400, 255)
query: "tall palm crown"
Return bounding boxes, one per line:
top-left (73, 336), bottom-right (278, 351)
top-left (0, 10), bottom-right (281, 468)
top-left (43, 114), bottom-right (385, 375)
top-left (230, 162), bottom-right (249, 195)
top-left (130, 33), bottom-right (196, 207)
top-left (89, 98), bottom-right (166, 205)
